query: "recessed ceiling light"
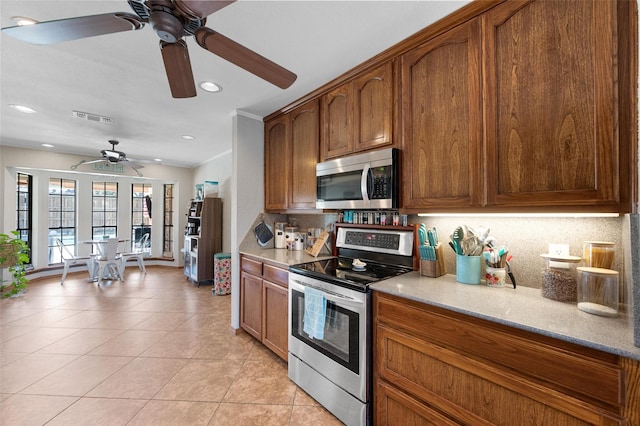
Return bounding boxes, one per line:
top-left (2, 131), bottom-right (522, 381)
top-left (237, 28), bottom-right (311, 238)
top-left (199, 81), bottom-right (222, 93)
top-left (181, 135), bottom-right (195, 140)
top-left (41, 143), bottom-right (54, 148)
top-left (11, 16), bottom-right (38, 26)
top-left (154, 158), bottom-right (162, 162)
top-left (9, 104), bottom-right (36, 113)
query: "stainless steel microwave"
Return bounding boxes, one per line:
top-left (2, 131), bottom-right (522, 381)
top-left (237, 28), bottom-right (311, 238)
top-left (316, 148), bottom-right (398, 210)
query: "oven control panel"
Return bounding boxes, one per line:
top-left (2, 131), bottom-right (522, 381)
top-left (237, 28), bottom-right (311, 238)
top-left (344, 231), bottom-right (400, 249)
top-left (336, 227), bottom-right (413, 257)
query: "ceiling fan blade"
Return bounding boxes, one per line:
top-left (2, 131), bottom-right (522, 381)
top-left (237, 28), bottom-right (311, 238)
top-left (121, 159), bottom-right (145, 169)
top-left (82, 159), bottom-right (107, 165)
top-left (174, 0), bottom-right (236, 18)
top-left (1, 13), bottom-right (144, 45)
top-left (195, 27), bottom-right (296, 89)
top-left (160, 40), bottom-right (197, 98)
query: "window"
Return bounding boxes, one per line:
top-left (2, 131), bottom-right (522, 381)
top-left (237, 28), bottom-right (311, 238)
top-left (92, 182), bottom-right (118, 239)
top-left (48, 178), bottom-right (76, 264)
top-left (163, 184), bottom-right (174, 258)
top-left (16, 173), bottom-right (32, 265)
top-left (131, 183), bottom-right (152, 255)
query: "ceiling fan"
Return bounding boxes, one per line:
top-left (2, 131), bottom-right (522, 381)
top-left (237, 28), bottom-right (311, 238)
top-left (71, 140), bottom-right (145, 176)
top-left (1, 0), bottom-right (297, 98)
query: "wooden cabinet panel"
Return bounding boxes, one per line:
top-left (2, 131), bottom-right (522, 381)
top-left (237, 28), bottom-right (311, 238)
top-left (375, 379), bottom-right (460, 426)
top-left (262, 280), bottom-right (289, 361)
top-left (483, 0), bottom-right (619, 208)
top-left (240, 271), bottom-right (262, 340)
top-left (264, 116), bottom-right (289, 211)
top-left (373, 291), bottom-right (635, 425)
top-left (401, 18), bottom-right (483, 209)
top-left (263, 264), bottom-right (288, 288)
top-left (321, 61), bottom-right (395, 160)
top-left (321, 84), bottom-right (353, 159)
top-left (240, 256), bottom-right (289, 361)
top-left (289, 100), bottom-right (319, 209)
top-left (353, 61), bottom-right (394, 152)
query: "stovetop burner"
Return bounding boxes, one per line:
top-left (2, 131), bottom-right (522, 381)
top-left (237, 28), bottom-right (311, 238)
top-left (289, 256), bottom-right (413, 292)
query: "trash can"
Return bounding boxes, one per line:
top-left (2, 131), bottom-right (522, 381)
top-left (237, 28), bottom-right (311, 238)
top-left (213, 253), bottom-right (231, 295)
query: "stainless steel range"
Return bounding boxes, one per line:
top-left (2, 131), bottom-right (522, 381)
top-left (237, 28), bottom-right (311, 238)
top-left (288, 225), bottom-right (414, 426)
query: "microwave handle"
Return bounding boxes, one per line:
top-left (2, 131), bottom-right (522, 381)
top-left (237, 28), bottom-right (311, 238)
top-left (361, 163), bottom-right (371, 202)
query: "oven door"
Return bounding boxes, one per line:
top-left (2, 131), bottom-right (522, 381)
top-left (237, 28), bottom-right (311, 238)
top-left (288, 273), bottom-right (369, 402)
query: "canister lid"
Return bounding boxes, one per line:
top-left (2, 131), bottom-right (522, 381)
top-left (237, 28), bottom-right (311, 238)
top-left (583, 241), bottom-right (615, 246)
top-left (577, 266), bottom-right (619, 275)
top-left (540, 254), bottom-right (582, 262)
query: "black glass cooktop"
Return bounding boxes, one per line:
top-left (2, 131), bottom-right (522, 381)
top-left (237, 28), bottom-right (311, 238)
top-left (289, 257), bottom-right (413, 292)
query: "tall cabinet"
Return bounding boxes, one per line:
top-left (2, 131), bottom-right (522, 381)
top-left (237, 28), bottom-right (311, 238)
top-left (183, 198), bottom-right (222, 284)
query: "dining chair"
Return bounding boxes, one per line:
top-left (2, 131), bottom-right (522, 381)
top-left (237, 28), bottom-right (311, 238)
top-left (94, 238), bottom-right (122, 284)
top-left (118, 233), bottom-right (148, 279)
top-left (56, 238), bottom-right (96, 285)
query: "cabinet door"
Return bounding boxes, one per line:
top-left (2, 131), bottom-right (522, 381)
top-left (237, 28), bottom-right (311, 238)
top-left (262, 280), bottom-right (289, 361)
top-left (353, 61), bottom-right (395, 152)
top-left (401, 18), bottom-right (483, 210)
top-left (264, 115), bottom-right (289, 211)
top-left (321, 83), bottom-right (353, 160)
top-left (289, 100), bottom-right (320, 209)
top-left (483, 0), bottom-right (618, 209)
top-left (240, 271), bottom-right (263, 341)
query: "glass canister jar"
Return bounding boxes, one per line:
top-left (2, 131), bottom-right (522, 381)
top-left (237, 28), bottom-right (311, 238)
top-left (582, 241), bottom-right (615, 269)
top-left (577, 267), bottom-right (619, 317)
top-left (540, 254), bottom-right (582, 302)
top-left (284, 226), bottom-right (298, 250)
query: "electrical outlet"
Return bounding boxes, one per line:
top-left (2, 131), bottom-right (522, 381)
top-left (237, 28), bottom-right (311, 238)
top-left (548, 243), bottom-right (570, 257)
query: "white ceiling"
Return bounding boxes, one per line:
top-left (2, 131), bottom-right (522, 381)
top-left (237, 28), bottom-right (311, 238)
top-left (0, 1), bottom-right (469, 168)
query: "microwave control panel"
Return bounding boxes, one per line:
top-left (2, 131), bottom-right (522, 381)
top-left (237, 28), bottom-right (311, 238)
top-left (371, 167), bottom-right (392, 199)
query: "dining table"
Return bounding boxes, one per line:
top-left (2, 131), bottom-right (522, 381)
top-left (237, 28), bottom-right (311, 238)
top-left (79, 238), bottom-right (129, 281)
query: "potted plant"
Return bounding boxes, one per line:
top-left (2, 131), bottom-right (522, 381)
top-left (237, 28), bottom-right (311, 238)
top-left (0, 231), bottom-right (29, 297)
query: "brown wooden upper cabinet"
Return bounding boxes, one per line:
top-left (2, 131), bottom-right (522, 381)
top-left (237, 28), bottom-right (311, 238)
top-left (321, 61), bottom-right (395, 161)
top-left (402, 0), bottom-right (634, 213)
top-left (264, 99), bottom-right (319, 212)
top-left (483, 0), bottom-right (627, 212)
top-left (401, 18), bottom-right (483, 210)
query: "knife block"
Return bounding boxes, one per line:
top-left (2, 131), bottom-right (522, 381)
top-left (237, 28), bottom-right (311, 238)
top-left (420, 244), bottom-right (446, 278)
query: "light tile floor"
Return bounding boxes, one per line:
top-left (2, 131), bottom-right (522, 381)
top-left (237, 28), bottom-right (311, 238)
top-left (0, 266), bottom-right (344, 425)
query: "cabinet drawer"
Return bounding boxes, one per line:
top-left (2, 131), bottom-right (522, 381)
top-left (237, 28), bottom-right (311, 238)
top-left (263, 264), bottom-right (288, 287)
top-left (241, 256), bottom-right (262, 276)
top-left (376, 324), bottom-right (622, 425)
top-left (374, 293), bottom-right (624, 410)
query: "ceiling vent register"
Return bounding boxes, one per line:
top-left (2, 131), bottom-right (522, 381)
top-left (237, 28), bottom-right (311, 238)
top-left (72, 110), bottom-right (114, 124)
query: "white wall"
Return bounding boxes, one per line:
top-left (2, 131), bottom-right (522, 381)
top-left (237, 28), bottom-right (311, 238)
top-left (230, 112), bottom-right (265, 329)
top-left (192, 150), bottom-right (232, 253)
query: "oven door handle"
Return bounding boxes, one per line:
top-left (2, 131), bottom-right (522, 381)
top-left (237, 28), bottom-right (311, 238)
top-left (290, 279), bottom-right (365, 309)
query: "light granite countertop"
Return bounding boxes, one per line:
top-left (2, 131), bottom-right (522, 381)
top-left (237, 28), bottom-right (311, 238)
top-left (371, 272), bottom-right (640, 361)
top-left (239, 247), bottom-right (335, 267)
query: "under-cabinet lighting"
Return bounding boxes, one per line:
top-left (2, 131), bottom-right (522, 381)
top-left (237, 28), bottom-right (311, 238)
top-left (417, 213), bottom-right (620, 218)
top-left (9, 104), bottom-right (36, 113)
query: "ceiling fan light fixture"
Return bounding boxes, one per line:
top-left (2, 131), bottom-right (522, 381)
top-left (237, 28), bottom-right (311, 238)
top-left (11, 16), bottom-right (38, 26)
top-left (199, 81), bottom-right (222, 93)
top-left (9, 104), bottom-right (36, 114)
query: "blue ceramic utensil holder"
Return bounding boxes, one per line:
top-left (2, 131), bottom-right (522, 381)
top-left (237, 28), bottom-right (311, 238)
top-left (456, 255), bottom-right (482, 285)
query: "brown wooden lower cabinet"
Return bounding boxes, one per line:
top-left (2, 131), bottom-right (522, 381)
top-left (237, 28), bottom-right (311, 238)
top-left (373, 291), bottom-right (640, 425)
top-left (240, 255), bottom-right (289, 361)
